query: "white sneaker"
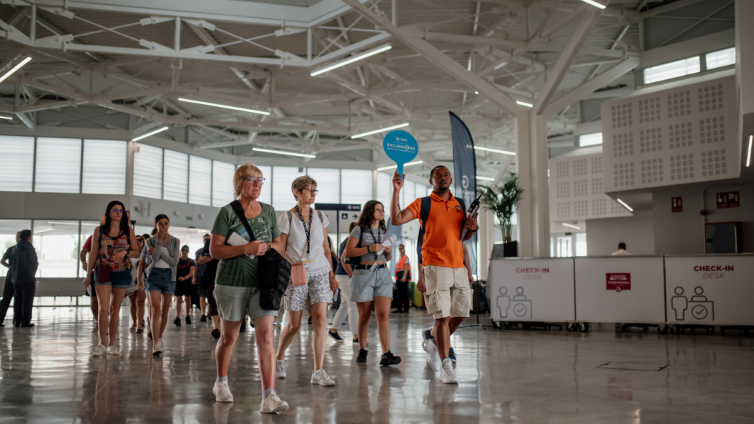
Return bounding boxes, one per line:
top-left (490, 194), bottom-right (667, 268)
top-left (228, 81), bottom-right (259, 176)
top-left (276, 359), bottom-right (286, 379)
top-left (310, 369), bottom-right (335, 387)
top-left (213, 381), bottom-right (234, 402)
top-left (106, 345), bottom-right (120, 355)
top-left (93, 322), bottom-right (98, 332)
top-left (440, 359), bottom-right (458, 384)
top-left (91, 344), bottom-right (106, 357)
top-left (422, 339), bottom-right (442, 372)
top-left (153, 341), bottom-right (163, 356)
top-left (260, 393), bottom-right (289, 414)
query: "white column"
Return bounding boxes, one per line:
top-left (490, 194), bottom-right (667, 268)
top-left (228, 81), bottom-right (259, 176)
top-left (515, 112), bottom-right (533, 257)
top-left (530, 113), bottom-right (550, 257)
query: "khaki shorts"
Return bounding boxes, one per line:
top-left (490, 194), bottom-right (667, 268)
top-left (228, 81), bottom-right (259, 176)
top-left (422, 265), bottom-right (473, 319)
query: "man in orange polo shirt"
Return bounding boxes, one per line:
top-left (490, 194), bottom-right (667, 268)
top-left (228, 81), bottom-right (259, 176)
top-left (390, 165), bottom-right (478, 384)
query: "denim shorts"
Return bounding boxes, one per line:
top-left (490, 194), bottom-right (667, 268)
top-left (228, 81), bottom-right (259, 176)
top-left (93, 268), bottom-right (132, 289)
top-left (147, 268), bottom-right (175, 294)
top-left (350, 267), bottom-right (393, 302)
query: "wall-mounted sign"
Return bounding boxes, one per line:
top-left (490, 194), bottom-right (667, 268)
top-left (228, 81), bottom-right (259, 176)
top-left (716, 191), bottom-right (740, 209)
top-left (671, 197), bottom-right (682, 212)
top-left (606, 273), bottom-right (631, 292)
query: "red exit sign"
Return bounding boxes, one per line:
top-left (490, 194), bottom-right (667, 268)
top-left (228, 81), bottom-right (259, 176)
top-left (716, 191), bottom-right (740, 209)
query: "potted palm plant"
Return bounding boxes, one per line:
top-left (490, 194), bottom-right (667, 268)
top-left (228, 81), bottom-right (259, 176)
top-left (479, 174), bottom-right (524, 257)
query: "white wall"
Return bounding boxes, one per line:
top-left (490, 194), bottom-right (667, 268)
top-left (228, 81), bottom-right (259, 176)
top-left (586, 213), bottom-right (655, 256)
top-left (652, 189), bottom-right (705, 254)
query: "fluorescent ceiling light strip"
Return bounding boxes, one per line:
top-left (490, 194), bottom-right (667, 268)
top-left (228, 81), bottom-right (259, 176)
top-left (747, 135), bottom-right (752, 167)
top-left (580, 0), bottom-right (606, 9)
top-left (253, 147), bottom-right (316, 159)
top-left (311, 44), bottom-right (392, 77)
top-left (376, 160), bottom-right (423, 172)
top-left (351, 122), bottom-right (409, 139)
top-left (476, 176), bottom-right (495, 181)
top-left (475, 146), bottom-right (516, 156)
top-left (178, 98), bottom-right (269, 115)
top-left (616, 199), bottom-right (633, 212)
top-left (0, 116), bottom-right (12, 120)
top-left (516, 101), bottom-right (533, 108)
top-left (562, 223), bottom-right (581, 230)
top-left (132, 126), bottom-right (169, 142)
top-left (0, 56), bottom-right (32, 84)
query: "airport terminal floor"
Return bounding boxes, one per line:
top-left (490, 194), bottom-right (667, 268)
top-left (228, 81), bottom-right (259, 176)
top-left (1, 307), bottom-right (753, 423)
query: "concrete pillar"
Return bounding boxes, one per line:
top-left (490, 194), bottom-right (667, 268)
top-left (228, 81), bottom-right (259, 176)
top-left (530, 113), bottom-right (550, 257)
top-left (515, 112), bottom-right (533, 257)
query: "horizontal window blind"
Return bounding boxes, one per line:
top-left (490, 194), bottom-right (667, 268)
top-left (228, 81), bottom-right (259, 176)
top-left (189, 155), bottom-right (212, 206)
top-left (341, 169), bottom-right (373, 208)
top-left (272, 167), bottom-right (305, 211)
top-left (307, 167), bottom-right (340, 205)
top-left (35, 137), bottom-right (81, 193)
top-left (163, 150), bottom-right (188, 202)
top-left (0, 136), bottom-right (34, 192)
top-left (82, 139), bottom-right (126, 194)
top-left (212, 161), bottom-right (236, 207)
top-left (256, 165), bottom-right (272, 205)
top-left (133, 144), bottom-right (163, 199)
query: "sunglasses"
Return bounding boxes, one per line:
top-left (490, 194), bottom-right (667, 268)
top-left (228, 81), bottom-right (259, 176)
top-left (136, 238), bottom-right (144, 243)
top-left (111, 208), bottom-right (124, 213)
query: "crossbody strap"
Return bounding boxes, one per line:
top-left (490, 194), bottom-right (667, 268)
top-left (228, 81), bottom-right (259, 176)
top-left (230, 200), bottom-right (257, 243)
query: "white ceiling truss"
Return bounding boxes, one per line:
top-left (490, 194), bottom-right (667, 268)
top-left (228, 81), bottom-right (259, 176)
top-left (0, 0), bottom-right (735, 180)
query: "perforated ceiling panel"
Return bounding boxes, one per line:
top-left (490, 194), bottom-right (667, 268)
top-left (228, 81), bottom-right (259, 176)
top-left (601, 75), bottom-right (739, 192)
top-left (549, 149), bottom-right (632, 222)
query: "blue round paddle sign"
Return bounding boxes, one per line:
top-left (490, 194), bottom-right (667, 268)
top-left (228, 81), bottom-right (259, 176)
top-left (383, 130), bottom-right (418, 177)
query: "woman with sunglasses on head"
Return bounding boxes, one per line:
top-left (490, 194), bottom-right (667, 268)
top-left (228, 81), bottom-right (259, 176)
top-left (275, 176), bottom-right (338, 387)
top-left (210, 163), bottom-right (288, 414)
top-left (174, 245), bottom-right (196, 327)
top-left (345, 200), bottom-right (401, 366)
top-left (128, 235), bottom-right (148, 334)
top-left (141, 214), bottom-right (181, 356)
top-left (83, 201), bottom-right (140, 356)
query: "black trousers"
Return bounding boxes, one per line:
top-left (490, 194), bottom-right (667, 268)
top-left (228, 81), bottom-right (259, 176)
top-left (13, 280), bottom-right (35, 326)
top-left (0, 279), bottom-right (15, 325)
top-left (396, 281), bottom-right (410, 312)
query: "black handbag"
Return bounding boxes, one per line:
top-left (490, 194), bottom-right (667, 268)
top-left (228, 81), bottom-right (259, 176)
top-left (229, 200), bottom-right (290, 310)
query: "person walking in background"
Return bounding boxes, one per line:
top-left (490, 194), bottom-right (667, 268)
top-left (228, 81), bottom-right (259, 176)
top-left (79, 235), bottom-right (98, 332)
top-left (328, 222), bottom-right (359, 344)
top-left (83, 202), bottom-right (140, 355)
top-left (344, 200), bottom-right (401, 366)
top-left (12, 229), bottom-right (38, 328)
top-left (141, 214), bottom-right (180, 356)
top-left (393, 244), bottom-right (411, 314)
top-left (128, 235), bottom-right (147, 333)
top-left (195, 234), bottom-right (212, 322)
top-left (612, 242), bottom-right (632, 256)
top-left (390, 166), bottom-right (479, 384)
top-left (210, 162), bottom-right (288, 414)
top-left (0, 231), bottom-right (20, 327)
top-left (275, 176), bottom-right (339, 387)
top-left (174, 245), bottom-right (196, 327)
top-left (197, 235), bottom-right (221, 339)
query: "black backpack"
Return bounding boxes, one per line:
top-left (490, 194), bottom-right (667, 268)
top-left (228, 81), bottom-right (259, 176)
top-left (343, 228), bottom-right (365, 265)
top-left (230, 200), bottom-right (291, 310)
top-left (416, 196), bottom-right (465, 264)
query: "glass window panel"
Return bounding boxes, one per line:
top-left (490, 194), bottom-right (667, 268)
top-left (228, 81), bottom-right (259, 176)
top-left (33, 220), bottom-right (79, 278)
top-left (576, 232), bottom-right (587, 256)
top-left (376, 172), bottom-right (391, 210)
top-left (404, 181), bottom-right (416, 207)
top-left (163, 150), bottom-right (189, 202)
top-left (341, 169), bottom-right (373, 208)
top-left (133, 144), bottom-right (163, 199)
top-left (706, 47), bottom-right (735, 70)
top-left (82, 139), bottom-right (127, 194)
top-left (416, 183), bottom-right (428, 198)
top-left (256, 165), bottom-right (272, 205)
top-left (0, 219), bottom-right (32, 277)
top-left (643, 56), bottom-right (700, 84)
top-left (307, 168), bottom-right (340, 205)
top-left (0, 136), bottom-right (34, 192)
top-left (79, 220), bottom-right (99, 277)
top-left (579, 132), bottom-right (603, 147)
top-left (272, 166), bottom-right (305, 210)
top-left (168, 225), bottom-right (212, 258)
top-left (35, 137), bottom-right (81, 193)
top-left (189, 155), bottom-right (212, 206)
top-left (212, 161), bottom-right (236, 207)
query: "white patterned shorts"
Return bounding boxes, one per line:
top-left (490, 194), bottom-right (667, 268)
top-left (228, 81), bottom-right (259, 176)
top-left (284, 266), bottom-right (333, 311)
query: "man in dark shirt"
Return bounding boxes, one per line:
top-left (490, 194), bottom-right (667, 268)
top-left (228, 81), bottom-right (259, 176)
top-left (12, 229), bottom-right (38, 327)
top-left (0, 231), bottom-right (20, 327)
top-left (195, 234), bottom-right (211, 322)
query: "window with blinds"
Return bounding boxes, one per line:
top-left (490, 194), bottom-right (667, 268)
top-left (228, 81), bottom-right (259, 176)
top-left (341, 169), bottom-right (373, 208)
top-left (82, 139), bottom-right (127, 194)
top-left (163, 150), bottom-right (188, 202)
top-left (416, 183), bottom-right (428, 198)
top-left (133, 144), bottom-right (163, 199)
top-left (212, 161), bottom-right (236, 207)
top-left (376, 172), bottom-right (391, 210)
top-left (35, 137), bottom-right (82, 193)
top-left (0, 136), bottom-right (34, 192)
top-left (272, 166), bottom-right (305, 210)
top-left (189, 155), bottom-right (212, 206)
top-left (307, 167), bottom-right (340, 205)
top-left (403, 180), bottom-right (416, 207)
top-left (255, 165), bottom-right (272, 205)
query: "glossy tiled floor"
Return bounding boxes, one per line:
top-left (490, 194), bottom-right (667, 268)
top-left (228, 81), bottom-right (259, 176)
top-left (1, 306), bottom-right (754, 423)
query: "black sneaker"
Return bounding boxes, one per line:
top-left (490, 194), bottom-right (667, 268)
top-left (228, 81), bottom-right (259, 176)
top-left (148, 331), bottom-right (152, 340)
top-left (200, 314), bottom-right (207, 322)
top-left (308, 316), bottom-right (312, 326)
top-left (380, 350), bottom-right (401, 366)
top-left (240, 322), bottom-right (246, 333)
top-left (353, 337), bottom-right (359, 344)
top-left (185, 315), bottom-right (191, 325)
top-left (423, 329), bottom-right (433, 341)
top-left (173, 317), bottom-right (181, 327)
top-left (328, 330), bottom-right (344, 342)
top-left (449, 347), bottom-right (457, 364)
top-left (356, 349), bottom-right (368, 363)
top-left (211, 329), bottom-right (221, 339)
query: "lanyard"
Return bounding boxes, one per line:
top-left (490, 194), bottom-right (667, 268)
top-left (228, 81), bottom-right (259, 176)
top-left (295, 205), bottom-right (313, 255)
top-left (368, 227), bottom-right (381, 246)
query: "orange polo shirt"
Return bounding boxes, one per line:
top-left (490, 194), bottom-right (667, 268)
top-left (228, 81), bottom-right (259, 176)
top-left (406, 191), bottom-right (465, 269)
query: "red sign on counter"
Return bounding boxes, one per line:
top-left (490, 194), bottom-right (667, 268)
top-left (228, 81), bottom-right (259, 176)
top-left (672, 197), bottom-right (683, 212)
top-left (606, 273), bottom-right (631, 292)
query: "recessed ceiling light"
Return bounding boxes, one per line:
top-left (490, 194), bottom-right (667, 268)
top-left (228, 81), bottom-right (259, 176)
top-left (351, 123), bottom-right (409, 139)
top-left (516, 101), bottom-right (533, 108)
top-left (253, 147), bottom-right (316, 159)
top-left (311, 44), bottom-right (392, 77)
top-left (132, 126), bottom-right (169, 142)
top-left (616, 199), bottom-right (633, 212)
top-left (562, 223), bottom-right (581, 230)
top-left (0, 56), bottom-right (32, 84)
top-left (178, 98), bottom-right (270, 115)
top-left (0, 116), bottom-right (13, 120)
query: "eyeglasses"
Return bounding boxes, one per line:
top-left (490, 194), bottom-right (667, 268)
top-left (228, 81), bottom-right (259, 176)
top-left (136, 238), bottom-right (144, 243)
top-left (111, 208), bottom-right (124, 213)
top-left (303, 188), bottom-right (319, 195)
top-left (244, 177), bottom-right (266, 185)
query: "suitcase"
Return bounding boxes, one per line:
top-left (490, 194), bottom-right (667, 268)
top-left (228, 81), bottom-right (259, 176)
top-left (411, 281), bottom-right (425, 309)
